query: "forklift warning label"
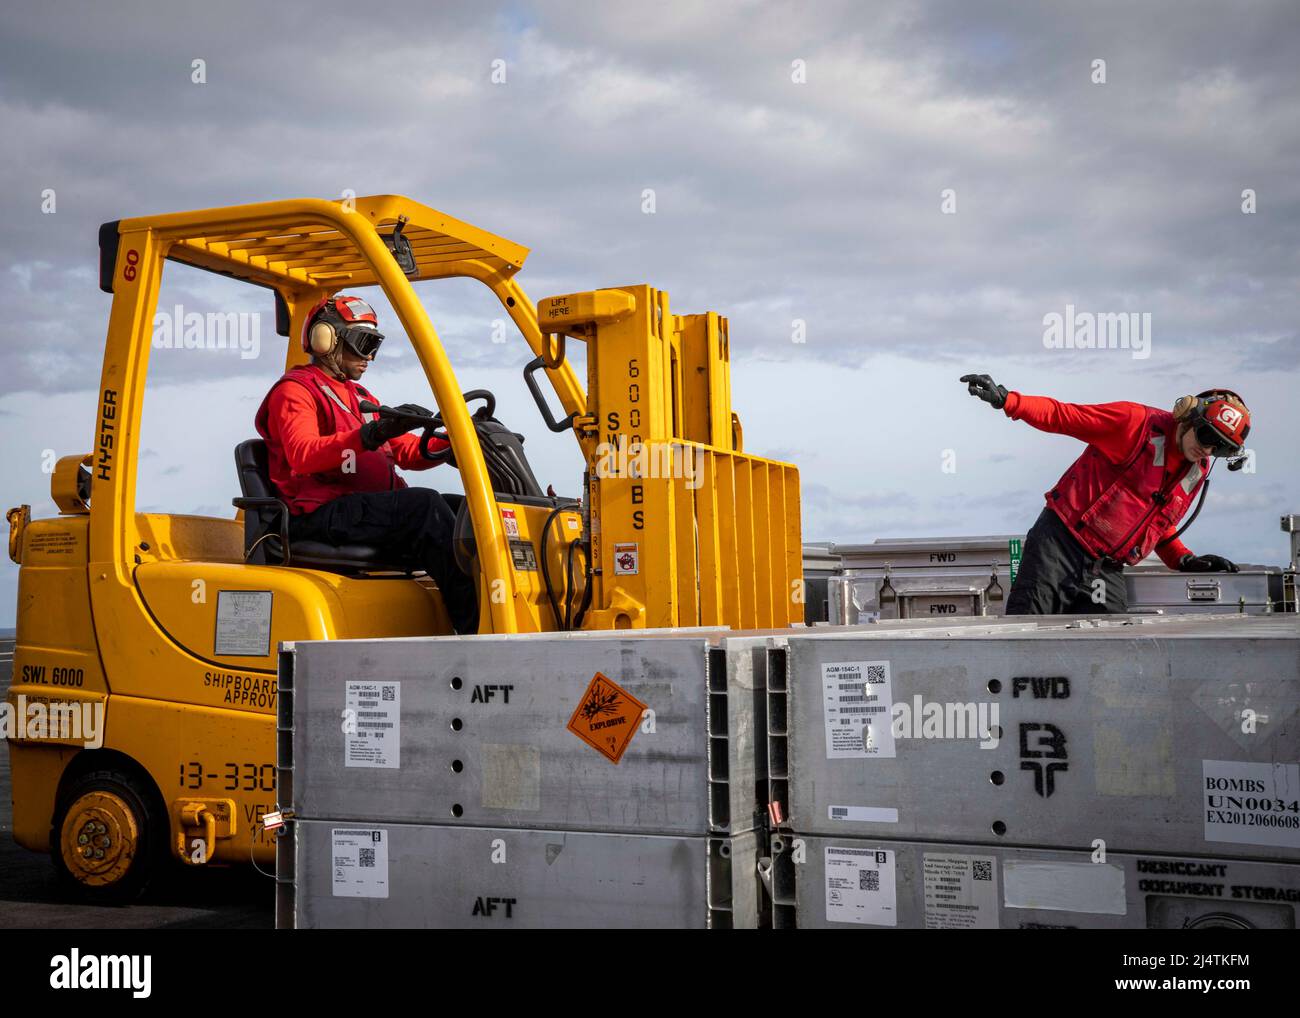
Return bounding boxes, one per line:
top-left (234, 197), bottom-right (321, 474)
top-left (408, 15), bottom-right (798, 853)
top-left (566, 672), bottom-right (646, 764)
top-left (923, 853), bottom-right (999, 929)
top-left (345, 681), bottom-right (401, 769)
top-left (825, 845), bottom-right (896, 926)
top-left (1202, 760), bottom-right (1300, 848)
top-left (331, 828), bottom-right (389, 898)
top-left (613, 542), bottom-right (638, 575)
top-left (822, 660), bottom-right (895, 759)
top-left (214, 590), bottom-right (272, 657)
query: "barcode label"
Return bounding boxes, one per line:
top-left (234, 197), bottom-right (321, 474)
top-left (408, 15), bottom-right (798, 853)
top-left (345, 681), bottom-right (401, 769)
top-left (826, 846), bottom-right (896, 926)
top-left (332, 829), bottom-right (389, 899)
top-left (923, 853), bottom-right (999, 929)
top-left (822, 661), bottom-right (895, 760)
top-left (829, 805), bottom-right (900, 823)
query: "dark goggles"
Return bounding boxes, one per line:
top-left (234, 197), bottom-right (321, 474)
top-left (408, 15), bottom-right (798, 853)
top-left (1194, 420), bottom-right (1240, 457)
top-left (338, 325), bottom-right (384, 359)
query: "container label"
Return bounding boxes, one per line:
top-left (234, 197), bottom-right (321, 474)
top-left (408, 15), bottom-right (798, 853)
top-left (214, 590), bottom-right (272, 657)
top-left (825, 846), bottom-right (896, 926)
top-left (331, 828), bottom-right (389, 898)
top-left (345, 681), bottom-right (400, 769)
top-left (828, 805), bottom-right (899, 823)
top-left (821, 660), bottom-right (894, 759)
top-left (566, 672), bottom-right (646, 764)
top-left (1003, 861), bottom-right (1127, 915)
top-left (923, 853), bottom-right (999, 929)
top-left (1202, 760), bottom-right (1300, 848)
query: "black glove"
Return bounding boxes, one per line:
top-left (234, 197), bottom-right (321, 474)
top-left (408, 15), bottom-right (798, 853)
top-left (960, 374), bottom-right (1008, 410)
top-left (390, 402), bottom-right (434, 420)
top-left (358, 403), bottom-right (432, 450)
top-left (1179, 553), bottom-right (1238, 573)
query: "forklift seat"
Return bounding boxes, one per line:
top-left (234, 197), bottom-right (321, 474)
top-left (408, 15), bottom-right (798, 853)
top-left (232, 439), bottom-right (418, 574)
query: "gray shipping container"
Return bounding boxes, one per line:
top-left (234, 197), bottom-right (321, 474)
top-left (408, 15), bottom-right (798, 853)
top-left (802, 542), bottom-right (844, 624)
top-left (1125, 566), bottom-right (1283, 614)
top-left (824, 534), bottom-right (1291, 621)
top-left (766, 833), bottom-right (1300, 929)
top-left (768, 615), bottom-right (1300, 860)
top-left (831, 535), bottom-right (1016, 622)
top-left (280, 821), bottom-right (761, 929)
top-left (279, 632), bottom-right (769, 836)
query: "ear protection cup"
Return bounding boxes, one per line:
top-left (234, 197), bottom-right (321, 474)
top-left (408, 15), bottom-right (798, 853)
top-left (1172, 395), bottom-right (1197, 420)
top-left (308, 319), bottom-right (337, 355)
top-left (301, 294), bottom-right (382, 358)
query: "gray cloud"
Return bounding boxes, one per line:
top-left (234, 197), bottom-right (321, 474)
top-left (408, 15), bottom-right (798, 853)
top-left (4, 0), bottom-right (1299, 393)
top-left (1, 2), bottom-right (1297, 625)
top-left (1238, 332), bottom-right (1299, 371)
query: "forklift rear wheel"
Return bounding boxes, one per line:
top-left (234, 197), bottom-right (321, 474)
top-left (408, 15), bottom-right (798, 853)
top-left (51, 768), bottom-right (162, 904)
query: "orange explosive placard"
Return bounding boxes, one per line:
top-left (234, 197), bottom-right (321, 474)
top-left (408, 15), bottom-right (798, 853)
top-left (566, 672), bottom-right (647, 764)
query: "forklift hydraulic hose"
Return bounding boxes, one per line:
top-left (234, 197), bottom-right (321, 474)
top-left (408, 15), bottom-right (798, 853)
top-left (571, 537), bottom-right (594, 629)
top-left (540, 503), bottom-right (573, 630)
top-left (564, 537), bottom-right (584, 630)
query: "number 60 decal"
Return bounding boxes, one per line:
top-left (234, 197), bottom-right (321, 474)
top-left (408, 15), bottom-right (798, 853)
top-left (123, 248), bottom-right (140, 281)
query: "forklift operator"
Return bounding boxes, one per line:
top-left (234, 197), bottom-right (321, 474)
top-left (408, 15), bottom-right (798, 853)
top-left (960, 375), bottom-right (1251, 615)
top-left (254, 295), bottom-right (479, 634)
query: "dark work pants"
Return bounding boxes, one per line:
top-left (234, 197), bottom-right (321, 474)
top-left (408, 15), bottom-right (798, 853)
top-left (289, 488), bottom-right (479, 635)
top-left (1006, 507), bottom-right (1129, 615)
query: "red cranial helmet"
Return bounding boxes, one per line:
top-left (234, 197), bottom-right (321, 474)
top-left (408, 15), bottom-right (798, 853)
top-left (1186, 389), bottom-right (1250, 457)
top-left (302, 295), bottom-right (384, 358)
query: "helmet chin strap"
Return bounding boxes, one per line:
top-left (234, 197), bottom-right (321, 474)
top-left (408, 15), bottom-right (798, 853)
top-left (313, 349), bottom-right (347, 381)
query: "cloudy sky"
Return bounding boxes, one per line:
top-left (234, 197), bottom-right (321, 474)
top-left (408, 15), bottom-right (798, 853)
top-left (1, 1), bottom-right (1297, 624)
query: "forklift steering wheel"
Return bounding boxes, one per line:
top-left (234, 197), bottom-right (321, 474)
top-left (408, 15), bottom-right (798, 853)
top-left (420, 389), bottom-right (496, 463)
top-left (427, 389), bottom-right (495, 430)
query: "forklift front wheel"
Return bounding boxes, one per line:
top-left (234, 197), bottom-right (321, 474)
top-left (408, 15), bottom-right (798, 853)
top-left (51, 769), bottom-right (163, 904)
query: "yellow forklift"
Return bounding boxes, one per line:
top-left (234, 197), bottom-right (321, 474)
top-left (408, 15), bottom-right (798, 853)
top-left (5, 194), bottom-right (802, 901)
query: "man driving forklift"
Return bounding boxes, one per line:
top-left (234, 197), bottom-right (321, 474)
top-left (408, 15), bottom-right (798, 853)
top-left (254, 294), bottom-right (479, 633)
